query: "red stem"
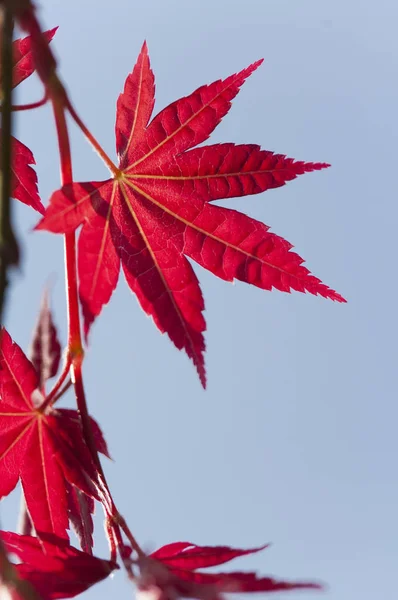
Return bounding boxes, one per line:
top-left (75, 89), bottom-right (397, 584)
top-left (116, 516), bottom-right (145, 559)
top-left (49, 378), bottom-right (72, 404)
top-left (106, 519), bottom-right (118, 564)
top-left (110, 521), bottom-right (135, 577)
top-left (14, 0), bottom-right (145, 566)
top-left (51, 90), bottom-right (116, 537)
top-left (51, 96), bottom-right (83, 355)
top-left (51, 91), bottom-right (106, 473)
top-left (66, 99), bottom-right (119, 176)
top-left (10, 94), bottom-right (48, 111)
top-left (51, 90), bottom-right (145, 562)
top-left (39, 353), bottom-right (72, 412)
top-left (72, 363), bottom-right (103, 472)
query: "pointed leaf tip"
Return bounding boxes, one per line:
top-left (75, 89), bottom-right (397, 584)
top-left (46, 27), bottom-right (59, 40)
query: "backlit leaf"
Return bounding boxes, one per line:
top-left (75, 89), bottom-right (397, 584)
top-left (0, 531), bottom-right (117, 600)
top-left (38, 43), bottom-right (345, 386)
top-left (10, 28), bottom-right (57, 89)
top-left (0, 330), bottom-right (103, 540)
top-left (135, 541), bottom-right (321, 600)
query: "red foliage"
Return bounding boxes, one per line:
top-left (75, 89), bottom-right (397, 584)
top-left (0, 6), bottom-right (345, 599)
top-left (10, 28), bottom-right (57, 88)
top-left (9, 135), bottom-right (44, 214)
top-left (135, 542), bottom-right (321, 600)
top-left (0, 29), bottom-right (56, 215)
top-left (0, 531), bottom-right (118, 600)
top-left (0, 329), bottom-right (106, 542)
top-left (37, 42), bottom-right (345, 386)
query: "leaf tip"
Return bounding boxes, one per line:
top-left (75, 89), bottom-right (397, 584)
top-left (46, 26), bottom-right (59, 41)
top-left (33, 215), bottom-right (45, 231)
top-left (199, 368), bottom-right (207, 390)
top-left (36, 201), bottom-right (46, 216)
top-left (192, 342), bottom-right (207, 389)
top-left (332, 291), bottom-right (347, 303)
top-left (243, 58), bottom-right (264, 80)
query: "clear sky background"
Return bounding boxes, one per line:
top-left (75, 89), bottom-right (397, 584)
top-left (1, 1), bottom-right (397, 600)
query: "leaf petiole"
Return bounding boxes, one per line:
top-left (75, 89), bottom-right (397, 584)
top-left (66, 99), bottom-right (120, 177)
top-left (0, 93), bottom-right (49, 112)
top-left (10, 94), bottom-right (48, 111)
top-left (39, 353), bottom-right (72, 412)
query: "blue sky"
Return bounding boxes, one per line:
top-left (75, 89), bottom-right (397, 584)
top-left (2, 1), bottom-right (397, 600)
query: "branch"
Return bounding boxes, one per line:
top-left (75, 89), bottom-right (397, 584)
top-left (0, 0), bottom-right (19, 325)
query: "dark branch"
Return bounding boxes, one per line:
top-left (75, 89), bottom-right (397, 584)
top-left (0, 0), bottom-right (19, 325)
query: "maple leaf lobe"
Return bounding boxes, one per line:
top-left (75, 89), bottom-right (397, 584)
top-left (116, 40), bottom-right (155, 163)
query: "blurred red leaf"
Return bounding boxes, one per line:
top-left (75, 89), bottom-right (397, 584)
top-left (10, 28), bottom-right (57, 88)
top-left (0, 531), bottom-right (118, 600)
top-left (135, 541), bottom-right (321, 600)
top-left (151, 542), bottom-right (269, 570)
top-left (9, 135), bottom-right (44, 214)
top-left (29, 290), bottom-right (61, 388)
top-left (0, 29), bottom-right (56, 216)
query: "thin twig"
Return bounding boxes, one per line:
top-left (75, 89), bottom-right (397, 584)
top-left (39, 353), bottom-right (72, 412)
top-left (66, 99), bottom-right (119, 176)
top-left (9, 94), bottom-right (48, 111)
top-left (49, 377), bottom-right (72, 405)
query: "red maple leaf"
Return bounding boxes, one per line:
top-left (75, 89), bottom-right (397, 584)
top-left (0, 29), bottom-right (56, 215)
top-left (135, 541), bottom-right (321, 600)
top-left (0, 329), bottom-right (106, 541)
top-left (37, 43), bottom-right (345, 386)
top-left (0, 531), bottom-right (118, 600)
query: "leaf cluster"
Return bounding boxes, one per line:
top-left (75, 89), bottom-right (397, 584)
top-left (0, 9), bottom-right (344, 600)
